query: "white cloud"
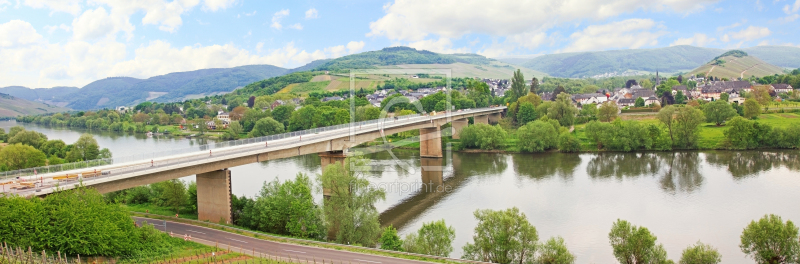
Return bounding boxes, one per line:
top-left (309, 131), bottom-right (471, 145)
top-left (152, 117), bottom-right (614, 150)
top-left (44, 24), bottom-right (71, 34)
top-left (406, 38), bottom-right (469, 54)
top-left (721, 34), bottom-right (730, 42)
top-left (368, 0), bottom-right (719, 42)
top-left (271, 9), bottom-right (289, 30)
top-left (0, 20), bottom-right (43, 48)
top-left (305, 8), bottom-right (318, 19)
top-left (783, 0), bottom-right (800, 13)
top-left (23, 0), bottom-right (82, 15)
top-left (728, 26), bottom-right (771, 41)
top-left (346, 41), bottom-right (366, 54)
top-left (0, 0), bottom-right (10, 11)
top-left (716, 19), bottom-right (745, 31)
top-left (776, 13), bottom-right (800, 23)
top-left (288, 23), bottom-right (303, 30)
top-left (560, 18), bottom-right (666, 53)
top-left (202, 0), bottom-right (235, 12)
top-left (670, 33), bottom-right (715, 47)
top-left (72, 7), bottom-right (119, 40)
top-left (86, 0), bottom-right (201, 33)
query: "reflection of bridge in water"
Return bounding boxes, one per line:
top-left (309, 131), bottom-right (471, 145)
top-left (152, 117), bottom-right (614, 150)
top-left (3, 107), bottom-right (505, 224)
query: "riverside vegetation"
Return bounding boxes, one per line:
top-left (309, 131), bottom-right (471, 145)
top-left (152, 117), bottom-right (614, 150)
top-left (0, 127), bottom-right (111, 172)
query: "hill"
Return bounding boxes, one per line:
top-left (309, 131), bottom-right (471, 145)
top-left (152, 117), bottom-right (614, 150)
top-left (689, 50), bottom-right (785, 80)
top-left (0, 86), bottom-right (79, 107)
top-left (512, 45), bottom-right (722, 78)
top-left (315, 46), bottom-right (502, 71)
top-left (0, 93), bottom-right (70, 119)
top-left (741, 46), bottom-right (800, 69)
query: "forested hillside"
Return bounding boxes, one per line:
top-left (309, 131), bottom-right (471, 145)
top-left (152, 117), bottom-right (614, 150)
top-left (315, 47), bottom-right (494, 71)
top-left (742, 46), bottom-right (800, 69)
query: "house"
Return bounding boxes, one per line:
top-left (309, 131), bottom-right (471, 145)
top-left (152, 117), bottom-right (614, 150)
top-left (115, 106), bottom-right (130, 114)
top-left (572, 93), bottom-right (604, 104)
top-left (540, 92), bottom-right (555, 101)
top-left (617, 98), bottom-right (636, 107)
top-left (322, 96), bottom-right (344, 102)
top-left (217, 111), bottom-right (230, 123)
top-left (583, 95), bottom-right (608, 105)
top-left (270, 100), bottom-right (285, 110)
top-left (772, 84), bottom-right (794, 94)
top-left (645, 97), bottom-right (660, 106)
top-left (672, 85), bottom-right (689, 95)
top-left (700, 87), bottom-right (723, 100)
top-left (630, 88), bottom-right (656, 99)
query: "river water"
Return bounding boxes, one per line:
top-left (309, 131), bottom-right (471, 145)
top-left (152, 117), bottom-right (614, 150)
top-left (3, 120), bottom-right (799, 264)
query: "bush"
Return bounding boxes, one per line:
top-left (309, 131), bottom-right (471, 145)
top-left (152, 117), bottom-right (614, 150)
top-left (558, 133), bottom-right (582, 152)
top-left (584, 120), bottom-right (653, 151)
top-left (517, 121), bottom-right (558, 152)
top-left (459, 124), bottom-right (508, 150)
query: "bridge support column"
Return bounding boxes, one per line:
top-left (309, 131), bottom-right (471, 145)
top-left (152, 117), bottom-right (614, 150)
top-left (197, 169), bottom-right (232, 224)
top-left (451, 119), bottom-right (468, 139)
top-left (420, 127), bottom-right (443, 158)
top-left (488, 113), bottom-right (502, 124)
top-left (474, 115), bottom-right (489, 125)
top-left (421, 158), bottom-right (444, 193)
top-left (319, 151), bottom-right (346, 198)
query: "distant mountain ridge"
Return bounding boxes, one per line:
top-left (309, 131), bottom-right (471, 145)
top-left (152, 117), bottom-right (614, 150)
top-left (0, 93), bottom-right (70, 118)
top-left (314, 46), bottom-right (495, 71)
top-left (688, 50), bottom-right (784, 80)
top-left (499, 45), bottom-right (800, 78)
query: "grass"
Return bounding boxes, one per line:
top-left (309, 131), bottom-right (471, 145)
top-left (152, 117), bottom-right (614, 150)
top-left (124, 203), bottom-right (198, 220)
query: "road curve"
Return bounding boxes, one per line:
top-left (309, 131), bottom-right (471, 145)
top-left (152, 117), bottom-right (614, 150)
top-left (134, 217), bottom-right (460, 264)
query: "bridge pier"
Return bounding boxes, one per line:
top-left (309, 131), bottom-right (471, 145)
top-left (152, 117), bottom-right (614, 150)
top-left (196, 169), bottom-right (232, 224)
top-left (319, 151), bottom-right (347, 198)
top-left (451, 119), bottom-right (468, 139)
top-left (420, 127), bottom-right (443, 158)
top-left (474, 115), bottom-right (489, 125)
top-left (488, 113), bottom-right (502, 124)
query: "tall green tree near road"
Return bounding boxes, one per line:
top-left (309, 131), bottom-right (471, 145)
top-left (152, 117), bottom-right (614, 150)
top-left (538, 237), bottom-right (576, 264)
top-left (379, 225), bottom-right (403, 251)
top-left (320, 158), bottom-right (385, 246)
top-left (227, 121), bottom-right (243, 139)
top-left (548, 93), bottom-right (578, 127)
top-left (0, 144), bottom-right (47, 171)
top-left (66, 134), bottom-right (100, 162)
top-left (239, 173), bottom-right (325, 239)
top-left (744, 99), bottom-right (761, 119)
top-left (530, 77), bottom-right (540, 94)
top-left (704, 100), bottom-right (737, 126)
top-left (161, 179), bottom-right (188, 215)
top-left (403, 219), bottom-right (456, 257)
top-left (462, 207), bottom-right (539, 264)
top-left (511, 69), bottom-right (527, 102)
top-left (679, 242), bottom-right (721, 264)
top-left (598, 101), bottom-right (619, 122)
top-left (609, 219), bottom-right (673, 264)
top-left (740, 214), bottom-right (799, 264)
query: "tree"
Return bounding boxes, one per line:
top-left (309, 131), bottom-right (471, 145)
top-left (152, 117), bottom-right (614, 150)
top-left (677, 75), bottom-right (684, 84)
top-left (553, 86), bottom-right (567, 99)
top-left (598, 101), bottom-right (619, 122)
top-left (289, 106), bottom-right (318, 131)
top-left (230, 106), bottom-right (248, 121)
top-left (228, 121), bottom-right (243, 139)
top-left (249, 117), bottom-right (285, 137)
top-left (641, 79), bottom-right (654, 89)
top-left (239, 173), bottom-right (325, 239)
top-left (609, 219), bottom-right (673, 264)
top-left (673, 106), bottom-right (705, 148)
top-left (380, 225), bottom-right (403, 251)
top-left (675, 91), bottom-right (687, 105)
top-left (719, 93), bottom-right (729, 102)
top-left (548, 93), bottom-right (578, 127)
top-left (67, 134), bottom-right (101, 162)
top-left (626, 79), bottom-right (638, 88)
top-left (462, 207), bottom-right (538, 264)
top-left (516, 102), bottom-right (537, 124)
top-left (703, 100), bottom-right (737, 126)
top-left (0, 144), bottom-right (47, 170)
top-left (517, 121), bottom-right (558, 152)
top-left (538, 237), bottom-right (576, 264)
top-left (272, 104), bottom-right (295, 125)
top-left (247, 96), bottom-right (256, 108)
top-left (161, 179), bottom-right (187, 215)
top-left (459, 124), bottom-right (508, 150)
top-left (558, 133), bottom-right (581, 153)
top-left (403, 219), bottom-right (456, 257)
top-left (679, 242), bottom-right (721, 264)
top-left (744, 99), bottom-right (761, 119)
top-left (751, 85), bottom-right (772, 111)
top-left (658, 106), bottom-right (678, 145)
top-left (530, 77), bottom-right (540, 94)
top-left (740, 214), bottom-right (799, 264)
top-left (661, 91), bottom-right (675, 106)
top-left (319, 158), bottom-right (385, 246)
top-left (635, 97), bottom-right (645, 107)
top-left (133, 112), bottom-right (150, 123)
top-left (511, 69), bottom-right (527, 102)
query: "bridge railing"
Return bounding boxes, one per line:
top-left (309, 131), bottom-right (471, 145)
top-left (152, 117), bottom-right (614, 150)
top-left (0, 107), bottom-right (503, 181)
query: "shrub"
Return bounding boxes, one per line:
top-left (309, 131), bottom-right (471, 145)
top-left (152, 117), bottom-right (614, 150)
top-left (459, 124), bottom-right (508, 150)
top-left (558, 133), bottom-right (582, 152)
top-left (517, 121), bottom-right (558, 152)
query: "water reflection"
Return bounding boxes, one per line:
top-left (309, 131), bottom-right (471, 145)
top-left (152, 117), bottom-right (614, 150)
top-left (656, 152), bottom-right (703, 194)
top-left (705, 150), bottom-right (800, 179)
top-left (586, 153), bottom-right (661, 179)
top-left (458, 153), bottom-right (508, 176)
top-left (513, 153), bottom-right (580, 181)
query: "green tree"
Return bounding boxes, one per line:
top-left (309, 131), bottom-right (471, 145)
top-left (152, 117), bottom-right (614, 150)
top-left (66, 134), bottom-right (100, 162)
top-left (518, 121), bottom-right (558, 152)
top-left (635, 97), bottom-right (645, 107)
top-left (272, 104), bottom-right (295, 125)
top-left (740, 214), bottom-right (799, 264)
top-left (703, 100), bottom-right (737, 126)
top-left (161, 179), bottom-right (187, 215)
top-left (249, 117), bottom-right (285, 137)
top-left (459, 124), bottom-right (508, 150)
top-left (673, 106), bottom-right (705, 148)
top-left (679, 242), bottom-right (721, 264)
top-left (558, 133), bottom-right (581, 153)
top-left (319, 158), bottom-right (385, 246)
top-left (187, 181), bottom-right (198, 213)
top-left (0, 144), bottom-right (47, 170)
top-left (598, 101), bottom-right (619, 122)
top-left (40, 139), bottom-right (67, 158)
top-left (239, 173), bottom-right (325, 239)
top-left (675, 91), bottom-right (687, 104)
top-left (403, 219), bottom-right (456, 257)
top-left (744, 99), bottom-right (761, 119)
top-left (609, 219), bottom-right (673, 264)
top-left (657, 106), bottom-right (678, 145)
top-left (538, 237), bottom-right (576, 264)
top-left (462, 207), bottom-right (538, 264)
top-left (516, 102), bottom-right (537, 124)
top-left (511, 69), bottom-right (527, 102)
top-left (289, 106), bottom-right (318, 131)
top-left (380, 225), bottom-right (403, 251)
top-left (719, 93), bottom-right (729, 102)
top-left (228, 121), bottom-right (243, 139)
top-left (8, 130), bottom-right (47, 149)
top-left (548, 93), bottom-right (578, 127)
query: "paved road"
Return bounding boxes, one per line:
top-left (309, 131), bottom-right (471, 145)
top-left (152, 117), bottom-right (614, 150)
top-left (134, 217), bottom-right (457, 264)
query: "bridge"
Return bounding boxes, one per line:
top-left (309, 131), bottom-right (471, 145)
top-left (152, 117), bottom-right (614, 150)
top-left (1, 107), bottom-right (505, 223)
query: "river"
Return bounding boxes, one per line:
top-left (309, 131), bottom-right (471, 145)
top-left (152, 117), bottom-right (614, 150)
top-left (3, 120), bottom-right (799, 264)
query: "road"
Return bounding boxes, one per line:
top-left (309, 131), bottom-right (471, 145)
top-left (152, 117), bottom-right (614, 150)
top-left (133, 217), bottom-right (466, 264)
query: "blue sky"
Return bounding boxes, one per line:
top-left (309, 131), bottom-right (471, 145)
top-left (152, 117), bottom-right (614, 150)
top-left (0, 0), bottom-right (798, 88)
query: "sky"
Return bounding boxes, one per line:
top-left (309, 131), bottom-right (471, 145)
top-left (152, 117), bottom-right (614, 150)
top-left (0, 0), bottom-right (798, 88)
